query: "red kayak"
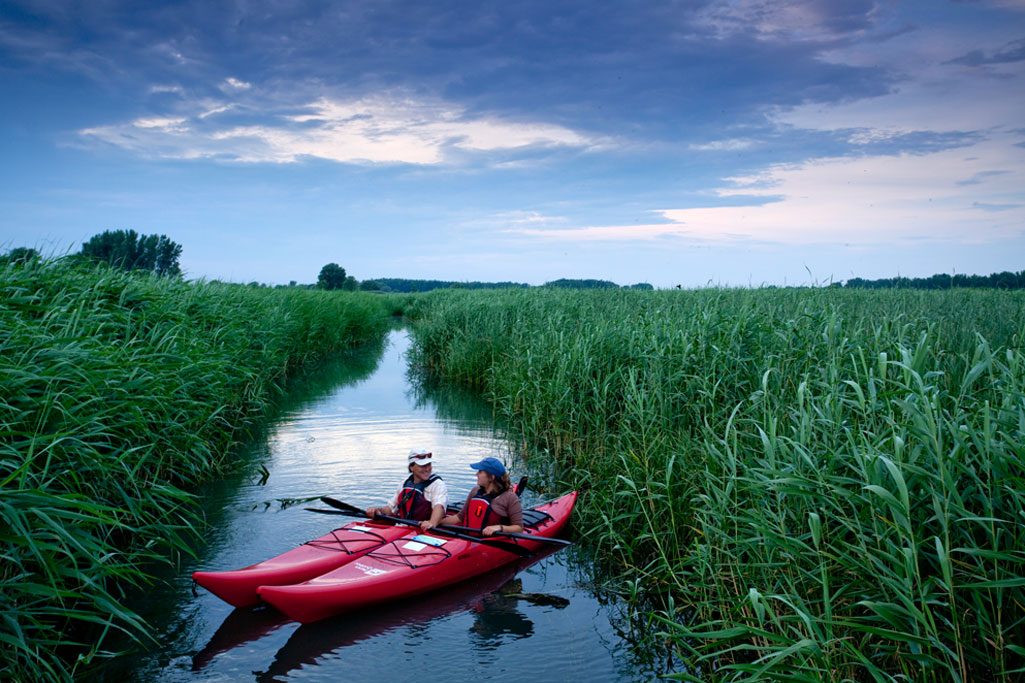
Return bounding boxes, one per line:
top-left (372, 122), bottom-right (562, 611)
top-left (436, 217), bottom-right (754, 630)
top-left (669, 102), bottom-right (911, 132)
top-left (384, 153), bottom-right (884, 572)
top-left (192, 521), bottom-right (415, 607)
top-left (258, 491), bottom-right (577, 623)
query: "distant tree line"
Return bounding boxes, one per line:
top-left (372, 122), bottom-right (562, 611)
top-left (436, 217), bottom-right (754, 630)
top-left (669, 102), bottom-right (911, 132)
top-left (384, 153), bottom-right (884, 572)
top-left (544, 279), bottom-right (653, 290)
top-left (837, 269), bottom-right (1025, 290)
top-left (15, 238), bottom-right (1016, 293)
top-left (542, 278), bottom-right (653, 290)
top-left (361, 277), bottom-right (654, 292)
top-left (544, 278), bottom-right (619, 289)
top-left (364, 278), bottom-right (531, 293)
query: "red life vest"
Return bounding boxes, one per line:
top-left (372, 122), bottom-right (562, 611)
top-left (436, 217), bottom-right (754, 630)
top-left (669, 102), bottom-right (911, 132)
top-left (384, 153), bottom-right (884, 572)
top-left (464, 489), bottom-right (505, 531)
top-left (396, 474), bottom-right (441, 521)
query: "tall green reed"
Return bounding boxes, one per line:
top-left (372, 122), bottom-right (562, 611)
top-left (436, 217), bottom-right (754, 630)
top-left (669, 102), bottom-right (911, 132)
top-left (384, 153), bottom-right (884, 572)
top-left (406, 287), bottom-right (1025, 681)
top-left (1, 257), bottom-right (392, 680)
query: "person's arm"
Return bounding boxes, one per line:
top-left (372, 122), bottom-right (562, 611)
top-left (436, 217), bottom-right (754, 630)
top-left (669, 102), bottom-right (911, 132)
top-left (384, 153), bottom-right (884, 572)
top-left (439, 486), bottom-right (475, 526)
top-left (366, 485), bottom-right (401, 519)
top-left (482, 493), bottom-right (524, 536)
top-left (421, 503), bottom-right (445, 530)
top-left (365, 504), bottom-right (394, 518)
top-left (419, 479), bottom-right (449, 530)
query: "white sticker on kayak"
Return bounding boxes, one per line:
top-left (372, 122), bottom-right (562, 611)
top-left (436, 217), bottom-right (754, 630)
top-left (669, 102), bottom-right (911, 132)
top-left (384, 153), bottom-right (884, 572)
top-left (353, 561), bottom-right (387, 576)
top-left (411, 535), bottom-right (447, 547)
top-left (402, 541), bottom-right (427, 551)
top-left (350, 525), bottom-right (373, 532)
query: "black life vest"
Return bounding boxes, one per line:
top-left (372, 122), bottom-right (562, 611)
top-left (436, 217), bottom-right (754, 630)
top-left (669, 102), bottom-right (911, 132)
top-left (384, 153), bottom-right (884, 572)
top-left (464, 488), bottom-right (507, 531)
top-left (396, 474), bottom-right (441, 521)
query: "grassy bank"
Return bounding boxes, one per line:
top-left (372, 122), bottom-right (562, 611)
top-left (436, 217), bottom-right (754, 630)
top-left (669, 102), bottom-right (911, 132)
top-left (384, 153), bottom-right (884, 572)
top-left (0, 258), bottom-right (394, 680)
top-left (405, 287), bottom-right (1025, 681)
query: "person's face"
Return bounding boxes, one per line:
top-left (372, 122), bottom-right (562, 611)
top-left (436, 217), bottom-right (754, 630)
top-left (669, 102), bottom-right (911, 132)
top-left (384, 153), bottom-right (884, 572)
top-left (476, 469), bottom-right (494, 490)
top-left (410, 461), bottom-right (432, 482)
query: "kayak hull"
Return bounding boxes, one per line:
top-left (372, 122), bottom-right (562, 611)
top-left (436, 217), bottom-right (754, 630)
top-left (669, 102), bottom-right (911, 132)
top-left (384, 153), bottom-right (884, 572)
top-left (258, 491), bottom-right (577, 623)
top-left (192, 521), bottom-right (414, 607)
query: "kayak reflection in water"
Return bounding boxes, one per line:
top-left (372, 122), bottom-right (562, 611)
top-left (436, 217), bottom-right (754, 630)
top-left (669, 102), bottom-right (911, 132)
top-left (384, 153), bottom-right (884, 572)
top-left (365, 447), bottom-right (448, 531)
top-left (441, 457), bottom-right (524, 537)
top-left (251, 551), bottom-right (568, 683)
top-left (469, 578), bottom-right (571, 645)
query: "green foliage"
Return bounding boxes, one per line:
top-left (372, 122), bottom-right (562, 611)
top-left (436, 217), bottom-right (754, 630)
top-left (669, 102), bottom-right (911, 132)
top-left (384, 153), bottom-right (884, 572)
top-left (405, 287), bottom-right (1025, 681)
top-left (543, 277), bottom-right (620, 289)
top-left (844, 268), bottom-right (1025, 290)
top-left (368, 278), bottom-right (530, 293)
top-left (317, 262), bottom-right (347, 290)
top-left (0, 256), bottom-right (392, 681)
top-left (80, 229), bottom-right (182, 276)
top-left (1, 246), bottom-right (40, 264)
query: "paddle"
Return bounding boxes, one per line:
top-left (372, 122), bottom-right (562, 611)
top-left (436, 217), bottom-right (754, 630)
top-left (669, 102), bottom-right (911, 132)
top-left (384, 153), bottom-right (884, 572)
top-left (318, 496), bottom-right (569, 548)
top-left (318, 496), bottom-right (368, 516)
top-left (316, 497), bottom-right (536, 557)
top-left (436, 523), bottom-right (571, 546)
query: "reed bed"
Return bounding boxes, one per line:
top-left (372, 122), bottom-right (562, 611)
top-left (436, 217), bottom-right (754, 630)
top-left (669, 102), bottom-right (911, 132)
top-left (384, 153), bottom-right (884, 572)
top-left (0, 257), bottom-right (392, 680)
top-left (405, 287), bottom-right (1025, 681)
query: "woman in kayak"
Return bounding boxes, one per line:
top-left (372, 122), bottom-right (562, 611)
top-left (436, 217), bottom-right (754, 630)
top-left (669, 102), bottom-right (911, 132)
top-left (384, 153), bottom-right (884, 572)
top-left (442, 457), bottom-right (524, 537)
top-left (365, 448), bottom-right (448, 531)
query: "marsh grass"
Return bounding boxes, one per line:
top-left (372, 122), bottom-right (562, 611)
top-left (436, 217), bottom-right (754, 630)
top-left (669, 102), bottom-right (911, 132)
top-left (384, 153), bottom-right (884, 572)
top-left (1, 257), bottom-right (392, 680)
top-left (406, 287), bottom-right (1025, 681)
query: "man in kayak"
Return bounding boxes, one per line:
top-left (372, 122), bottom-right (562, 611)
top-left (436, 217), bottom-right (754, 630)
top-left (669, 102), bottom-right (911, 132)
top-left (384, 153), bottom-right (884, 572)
top-left (366, 448), bottom-right (448, 531)
top-left (441, 457), bottom-right (524, 537)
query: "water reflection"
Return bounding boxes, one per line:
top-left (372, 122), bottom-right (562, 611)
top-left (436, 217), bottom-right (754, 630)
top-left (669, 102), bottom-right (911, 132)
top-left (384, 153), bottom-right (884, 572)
top-left (191, 606), bottom-right (290, 672)
top-left (249, 549), bottom-right (562, 682)
top-left (467, 577), bottom-right (572, 645)
top-left (406, 371), bottom-right (499, 427)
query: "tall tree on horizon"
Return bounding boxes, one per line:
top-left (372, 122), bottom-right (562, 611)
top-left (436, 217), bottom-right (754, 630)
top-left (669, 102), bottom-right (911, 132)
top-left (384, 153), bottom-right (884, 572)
top-left (80, 229), bottom-right (182, 276)
top-left (317, 263), bottom-right (347, 290)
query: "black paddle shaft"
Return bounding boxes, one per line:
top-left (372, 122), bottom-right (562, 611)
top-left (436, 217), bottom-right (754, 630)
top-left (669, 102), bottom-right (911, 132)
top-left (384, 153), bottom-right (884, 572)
top-left (317, 497), bottom-right (535, 557)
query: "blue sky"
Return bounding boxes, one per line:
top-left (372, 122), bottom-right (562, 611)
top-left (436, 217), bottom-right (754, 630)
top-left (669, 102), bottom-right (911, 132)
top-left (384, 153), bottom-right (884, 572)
top-left (2, 0), bottom-right (1023, 288)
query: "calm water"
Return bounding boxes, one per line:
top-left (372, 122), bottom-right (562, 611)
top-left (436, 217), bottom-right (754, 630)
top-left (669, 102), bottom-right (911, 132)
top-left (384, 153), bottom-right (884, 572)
top-left (105, 329), bottom-right (674, 682)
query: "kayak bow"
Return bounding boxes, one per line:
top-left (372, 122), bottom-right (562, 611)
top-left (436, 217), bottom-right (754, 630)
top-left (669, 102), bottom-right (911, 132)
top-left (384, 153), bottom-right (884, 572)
top-left (192, 520), bottom-right (415, 607)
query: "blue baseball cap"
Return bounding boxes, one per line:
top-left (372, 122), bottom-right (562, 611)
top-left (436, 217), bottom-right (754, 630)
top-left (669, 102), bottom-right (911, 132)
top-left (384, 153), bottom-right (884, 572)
top-left (469, 457), bottom-right (506, 477)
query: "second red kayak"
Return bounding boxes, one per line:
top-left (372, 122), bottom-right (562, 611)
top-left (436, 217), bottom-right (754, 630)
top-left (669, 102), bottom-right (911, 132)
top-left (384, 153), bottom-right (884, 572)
top-left (258, 491), bottom-right (577, 623)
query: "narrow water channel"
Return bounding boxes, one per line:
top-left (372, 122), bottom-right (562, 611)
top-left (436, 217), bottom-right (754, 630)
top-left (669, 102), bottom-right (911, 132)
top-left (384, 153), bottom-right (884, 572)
top-left (111, 329), bottom-right (672, 682)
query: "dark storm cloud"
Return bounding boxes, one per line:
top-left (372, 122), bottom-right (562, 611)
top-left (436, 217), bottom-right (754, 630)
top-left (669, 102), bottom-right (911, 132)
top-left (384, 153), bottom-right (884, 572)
top-left (947, 37), bottom-right (1025, 66)
top-left (0, 0), bottom-right (901, 142)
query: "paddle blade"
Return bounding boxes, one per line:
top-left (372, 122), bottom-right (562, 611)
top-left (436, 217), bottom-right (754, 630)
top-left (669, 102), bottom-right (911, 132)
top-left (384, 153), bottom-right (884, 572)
top-left (320, 496), bottom-right (367, 516)
top-left (305, 508), bottom-right (354, 515)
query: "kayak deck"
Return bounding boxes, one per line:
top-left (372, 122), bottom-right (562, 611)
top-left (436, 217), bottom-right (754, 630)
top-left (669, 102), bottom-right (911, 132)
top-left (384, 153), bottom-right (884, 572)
top-left (192, 521), bottom-right (414, 607)
top-left (258, 491), bottom-right (577, 623)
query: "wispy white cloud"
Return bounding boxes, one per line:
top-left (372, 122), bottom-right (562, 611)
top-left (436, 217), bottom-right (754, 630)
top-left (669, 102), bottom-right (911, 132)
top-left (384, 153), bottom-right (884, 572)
top-left (131, 116), bottom-right (188, 131)
top-left (491, 210), bottom-right (564, 225)
top-left (694, 0), bottom-right (880, 43)
top-left (148, 84), bottom-right (185, 95)
top-left (465, 4), bottom-right (1025, 252)
top-left (198, 102), bottom-right (236, 119)
top-left (984, 0), bottom-right (1025, 11)
top-left (222, 77), bottom-right (251, 91)
top-left (690, 138), bottom-right (756, 151)
top-left (509, 131), bottom-right (1025, 246)
top-left (77, 92), bottom-right (592, 164)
